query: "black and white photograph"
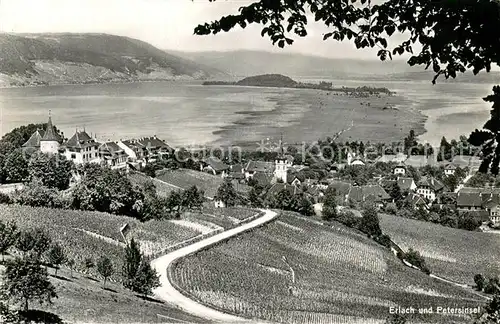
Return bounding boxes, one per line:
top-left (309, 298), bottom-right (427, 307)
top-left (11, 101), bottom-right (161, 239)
top-left (0, 0), bottom-right (499, 323)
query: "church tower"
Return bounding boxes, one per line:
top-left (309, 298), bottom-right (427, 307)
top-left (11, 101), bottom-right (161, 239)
top-left (274, 135), bottom-right (290, 183)
top-left (40, 111), bottom-right (61, 154)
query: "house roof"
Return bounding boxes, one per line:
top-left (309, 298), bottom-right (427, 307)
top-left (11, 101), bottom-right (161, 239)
top-left (99, 142), bottom-right (127, 159)
top-left (253, 172), bottom-right (272, 186)
top-left (64, 130), bottom-right (97, 149)
top-left (347, 185), bottom-right (391, 203)
top-left (41, 116), bottom-right (62, 142)
top-left (445, 163), bottom-right (457, 170)
top-left (22, 129), bottom-right (44, 148)
top-left (136, 136), bottom-right (171, 150)
top-left (231, 164), bottom-right (244, 173)
top-left (203, 157), bottom-right (229, 172)
top-left (327, 180), bottom-right (352, 197)
top-left (397, 177), bottom-right (415, 191)
top-left (228, 172), bottom-right (245, 180)
top-left (405, 193), bottom-right (427, 207)
top-left (417, 176), bottom-right (445, 192)
top-left (245, 161), bottom-right (275, 173)
top-left (457, 191), bottom-right (483, 208)
top-left (395, 162), bottom-right (406, 169)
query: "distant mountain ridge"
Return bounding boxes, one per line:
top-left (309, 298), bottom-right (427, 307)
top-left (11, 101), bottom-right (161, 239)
top-left (0, 33), bottom-right (227, 87)
top-left (168, 49), bottom-right (500, 83)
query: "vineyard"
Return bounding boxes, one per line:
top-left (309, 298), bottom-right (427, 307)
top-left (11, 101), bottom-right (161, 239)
top-left (128, 172), bottom-right (177, 198)
top-left (0, 204), bottom-right (211, 280)
top-left (171, 212), bottom-right (483, 323)
top-left (379, 213), bottom-right (500, 285)
top-left (202, 205), bottom-right (260, 222)
top-left (156, 168), bottom-right (251, 198)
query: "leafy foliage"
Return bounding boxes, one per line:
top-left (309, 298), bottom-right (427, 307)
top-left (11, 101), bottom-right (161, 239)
top-left (27, 152), bottom-right (73, 190)
top-left (322, 186), bottom-right (337, 221)
top-left (359, 204), bottom-right (382, 238)
top-left (47, 243), bottom-right (66, 276)
top-left (215, 179), bottom-right (239, 207)
top-left (2, 258), bottom-right (57, 311)
top-left (0, 220), bottom-right (18, 262)
top-left (96, 256), bottom-right (114, 288)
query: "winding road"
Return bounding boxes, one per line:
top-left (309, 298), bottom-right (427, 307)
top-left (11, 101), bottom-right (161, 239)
top-left (151, 209), bottom-right (278, 323)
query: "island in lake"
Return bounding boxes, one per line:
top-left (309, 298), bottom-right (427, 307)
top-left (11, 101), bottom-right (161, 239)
top-left (203, 74), bottom-right (395, 96)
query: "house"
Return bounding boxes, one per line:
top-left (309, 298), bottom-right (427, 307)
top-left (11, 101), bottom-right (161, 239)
top-left (117, 139), bottom-right (146, 164)
top-left (416, 176), bottom-right (445, 202)
top-left (98, 141), bottom-right (129, 169)
top-left (393, 163), bottom-right (407, 176)
top-left (444, 164), bottom-right (457, 176)
top-left (200, 157), bottom-right (230, 176)
top-left (63, 130), bottom-right (100, 164)
top-left (397, 177), bottom-right (417, 192)
top-left (135, 136), bottom-right (172, 162)
top-left (274, 154), bottom-right (293, 183)
top-left (290, 176), bottom-right (302, 187)
top-left (327, 180), bottom-right (352, 202)
top-left (350, 158), bottom-right (366, 166)
top-left (484, 194), bottom-right (500, 224)
top-left (265, 183), bottom-right (301, 202)
top-left (456, 188), bottom-right (484, 211)
top-left (405, 193), bottom-right (428, 210)
top-left (244, 161), bottom-right (275, 179)
top-left (347, 184), bottom-right (391, 208)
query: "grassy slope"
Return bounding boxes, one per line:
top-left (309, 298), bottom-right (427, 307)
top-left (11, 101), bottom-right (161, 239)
top-left (172, 212), bottom-right (484, 324)
top-left (379, 213), bottom-right (500, 285)
top-left (0, 261), bottom-right (206, 324)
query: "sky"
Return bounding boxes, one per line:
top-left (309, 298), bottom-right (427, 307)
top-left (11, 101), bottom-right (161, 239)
top-left (0, 0), bottom-right (406, 59)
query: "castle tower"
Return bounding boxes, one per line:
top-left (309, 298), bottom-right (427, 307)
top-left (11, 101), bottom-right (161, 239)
top-left (40, 111), bottom-right (60, 154)
top-left (274, 135), bottom-right (289, 183)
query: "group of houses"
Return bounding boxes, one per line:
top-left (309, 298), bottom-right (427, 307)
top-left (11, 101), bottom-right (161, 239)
top-left (22, 114), bottom-right (172, 170)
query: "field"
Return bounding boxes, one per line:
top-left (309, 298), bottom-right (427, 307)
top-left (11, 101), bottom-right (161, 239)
top-left (379, 213), bottom-right (500, 285)
top-left (0, 204), bottom-right (211, 280)
top-left (171, 212), bottom-right (484, 324)
top-left (128, 172), bottom-right (177, 198)
top-left (156, 168), bottom-right (251, 198)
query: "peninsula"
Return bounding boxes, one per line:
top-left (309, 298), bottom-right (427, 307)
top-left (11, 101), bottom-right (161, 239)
top-left (203, 73), bottom-right (394, 95)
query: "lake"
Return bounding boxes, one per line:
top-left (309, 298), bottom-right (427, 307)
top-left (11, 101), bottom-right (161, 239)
top-left (0, 79), bottom-right (495, 149)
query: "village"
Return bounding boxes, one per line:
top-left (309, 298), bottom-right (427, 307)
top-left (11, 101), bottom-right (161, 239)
top-left (10, 113), bottom-right (499, 232)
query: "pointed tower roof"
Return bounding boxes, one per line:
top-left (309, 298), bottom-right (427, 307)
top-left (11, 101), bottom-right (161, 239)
top-left (41, 113), bottom-right (61, 142)
top-left (22, 129), bottom-right (45, 148)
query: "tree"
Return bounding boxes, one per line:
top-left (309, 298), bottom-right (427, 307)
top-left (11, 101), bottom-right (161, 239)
top-left (194, 0), bottom-right (500, 174)
top-left (389, 183), bottom-right (404, 208)
top-left (322, 186), bottom-right (337, 221)
top-left (359, 204), bottom-right (382, 238)
top-left (122, 239), bottom-right (160, 296)
top-left (458, 212), bottom-right (482, 231)
top-left (403, 248), bottom-right (430, 275)
top-left (31, 228), bottom-right (52, 261)
top-left (66, 258), bottom-right (75, 278)
top-left (28, 152), bottom-right (73, 190)
top-left (3, 149), bottom-right (29, 183)
top-left (15, 230), bottom-right (36, 257)
top-left (248, 186), bottom-right (264, 208)
top-left (474, 274), bottom-right (486, 291)
top-left (182, 185), bottom-right (204, 210)
top-left (2, 258), bottom-right (57, 311)
top-left (0, 220), bottom-right (18, 262)
top-left (47, 243), bottom-right (66, 277)
top-left (215, 179), bottom-right (238, 207)
top-left (12, 179), bottom-right (64, 209)
top-left (96, 256), bottom-right (114, 288)
top-left (83, 257), bottom-right (95, 276)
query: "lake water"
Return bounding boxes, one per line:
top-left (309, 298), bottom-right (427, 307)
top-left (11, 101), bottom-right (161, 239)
top-left (0, 79), bottom-right (495, 148)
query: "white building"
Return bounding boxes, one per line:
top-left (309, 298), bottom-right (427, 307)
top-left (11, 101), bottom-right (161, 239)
top-left (394, 163), bottom-right (406, 176)
top-left (39, 115), bottom-right (61, 154)
top-left (63, 130), bottom-right (100, 164)
top-left (444, 164), bottom-right (457, 176)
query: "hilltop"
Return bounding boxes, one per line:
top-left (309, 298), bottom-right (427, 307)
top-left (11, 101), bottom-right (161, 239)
top-left (0, 33), bottom-right (227, 87)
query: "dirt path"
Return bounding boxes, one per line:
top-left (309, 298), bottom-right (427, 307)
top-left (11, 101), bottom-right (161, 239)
top-left (151, 209), bottom-right (278, 323)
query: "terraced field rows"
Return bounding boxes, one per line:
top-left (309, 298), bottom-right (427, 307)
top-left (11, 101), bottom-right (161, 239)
top-left (171, 212), bottom-right (483, 323)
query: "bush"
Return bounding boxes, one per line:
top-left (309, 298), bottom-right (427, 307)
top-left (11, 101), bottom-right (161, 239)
top-left (0, 193), bottom-right (11, 205)
top-left (384, 203), bottom-right (397, 215)
top-left (375, 234), bottom-right (392, 248)
top-left (474, 273), bottom-right (486, 291)
top-left (336, 210), bottom-right (360, 229)
top-left (402, 248), bottom-right (430, 275)
top-left (358, 204), bottom-right (382, 238)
